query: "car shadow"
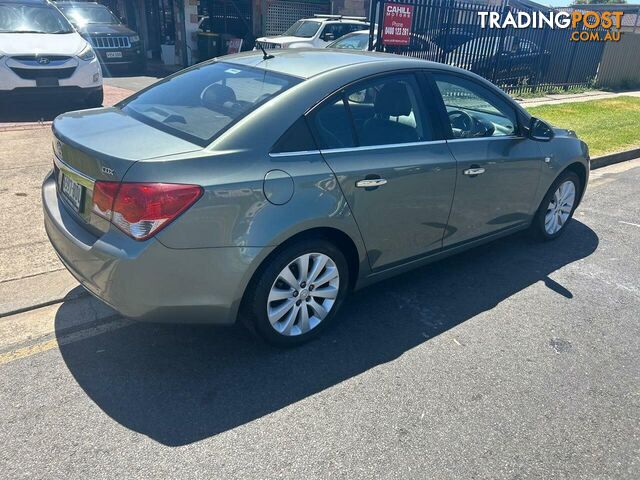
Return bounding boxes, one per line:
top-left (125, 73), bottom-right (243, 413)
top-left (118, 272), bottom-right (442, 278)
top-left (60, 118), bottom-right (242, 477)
top-left (0, 97), bottom-right (87, 123)
top-left (55, 220), bottom-right (598, 446)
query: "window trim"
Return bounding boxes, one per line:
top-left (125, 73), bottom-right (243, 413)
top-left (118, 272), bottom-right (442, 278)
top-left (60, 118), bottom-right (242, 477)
top-left (425, 70), bottom-right (523, 141)
top-left (305, 69), bottom-right (445, 152)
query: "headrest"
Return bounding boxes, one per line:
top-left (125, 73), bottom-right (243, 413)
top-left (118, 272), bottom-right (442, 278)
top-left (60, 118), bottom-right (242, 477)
top-left (201, 83), bottom-right (236, 110)
top-left (374, 82), bottom-right (412, 117)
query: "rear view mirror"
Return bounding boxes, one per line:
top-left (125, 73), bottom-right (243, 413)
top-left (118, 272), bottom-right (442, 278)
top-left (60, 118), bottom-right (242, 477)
top-left (528, 117), bottom-right (554, 142)
top-left (323, 33), bottom-right (335, 42)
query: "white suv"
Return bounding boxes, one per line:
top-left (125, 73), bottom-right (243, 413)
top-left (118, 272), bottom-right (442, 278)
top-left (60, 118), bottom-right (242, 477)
top-left (255, 15), bottom-right (369, 50)
top-left (0, 0), bottom-right (103, 107)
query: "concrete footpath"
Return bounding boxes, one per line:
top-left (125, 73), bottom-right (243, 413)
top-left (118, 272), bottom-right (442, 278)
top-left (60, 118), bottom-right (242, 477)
top-left (518, 89), bottom-right (640, 108)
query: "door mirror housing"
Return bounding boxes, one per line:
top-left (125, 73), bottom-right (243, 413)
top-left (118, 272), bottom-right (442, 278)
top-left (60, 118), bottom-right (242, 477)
top-left (528, 117), bottom-right (554, 141)
top-left (322, 32), bottom-right (335, 42)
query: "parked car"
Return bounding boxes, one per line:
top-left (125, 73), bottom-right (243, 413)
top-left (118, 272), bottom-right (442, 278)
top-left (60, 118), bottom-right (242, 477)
top-left (0, 0), bottom-right (102, 106)
top-left (55, 1), bottom-right (145, 74)
top-left (327, 29), bottom-right (443, 60)
top-left (326, 29), bottom-right (370, 50)
top-left (255, 14), bottom-right (368, 50)
top-left (43, 49), bottom-right (589, 346)
top-left (447, 36), bottom-right (551, 85)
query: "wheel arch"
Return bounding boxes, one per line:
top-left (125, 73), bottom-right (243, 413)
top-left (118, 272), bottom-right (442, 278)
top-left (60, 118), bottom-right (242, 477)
top-left (561, 161), bottom-right (588, 205)
top-left (238, 226), bottom-right (363, 323)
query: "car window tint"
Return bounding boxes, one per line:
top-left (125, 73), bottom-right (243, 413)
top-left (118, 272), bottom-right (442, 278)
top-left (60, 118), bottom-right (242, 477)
top-left (272, 117), bottom-right (317, 153)
top-left (345, 74), bottom-right (431, 146)
top-left (121, 62), bottom-right (299, 146)
top-left (433, 74), bottom-right (517, 139)
top-left (310, 98), bottom-right (355, 149)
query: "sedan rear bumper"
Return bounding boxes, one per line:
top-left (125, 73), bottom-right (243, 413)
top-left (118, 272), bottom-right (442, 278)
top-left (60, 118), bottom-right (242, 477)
top-left (42, 172), bottom-right (270, 324)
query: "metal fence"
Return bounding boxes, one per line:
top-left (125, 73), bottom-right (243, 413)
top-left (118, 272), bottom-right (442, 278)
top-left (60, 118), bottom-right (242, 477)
top-left (368, 0), bottom-right (608, 94)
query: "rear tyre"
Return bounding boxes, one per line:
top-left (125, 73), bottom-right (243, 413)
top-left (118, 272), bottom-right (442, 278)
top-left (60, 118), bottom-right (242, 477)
top-left (84, 88), bottom-right (104, 108)
top-left (245, 239), bottom-right (350, 347)
top-left (530, 170), bottom-right (581, 241)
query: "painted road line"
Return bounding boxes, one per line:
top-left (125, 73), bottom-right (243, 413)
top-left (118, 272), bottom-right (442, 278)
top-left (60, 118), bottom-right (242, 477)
top-left (0, 295), bottom-right (126, 366)
top-left (0, 317), bottom-right (130, 366)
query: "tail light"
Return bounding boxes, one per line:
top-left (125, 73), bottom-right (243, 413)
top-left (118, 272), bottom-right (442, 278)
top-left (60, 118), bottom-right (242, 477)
top-left (92, 182), bottom-right (203, 240)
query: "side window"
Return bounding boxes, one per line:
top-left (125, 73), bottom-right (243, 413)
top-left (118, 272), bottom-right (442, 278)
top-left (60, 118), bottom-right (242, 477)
top-left (272, 117), bottom-right (317, 153)
top-left (345, 74), bottom-right (432, 146)
top-left (310, 98), bottom-right (356, 149)
top-left (322, 24), bottom-right (349, 41)
top-left (433, 74), bottom-right (517, 139)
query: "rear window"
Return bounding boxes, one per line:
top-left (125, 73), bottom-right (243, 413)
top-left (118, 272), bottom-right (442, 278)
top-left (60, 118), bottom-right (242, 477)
top-left (120, 62), bottom-right (300, 146)
top-left (283, 20), bottom-right (321, 38)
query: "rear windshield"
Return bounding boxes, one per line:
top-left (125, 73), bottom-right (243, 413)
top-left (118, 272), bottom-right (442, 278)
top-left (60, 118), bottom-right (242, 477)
top-left (283, 20), bottom-right (321, 38)
top-left (121, 62), bottom-right (300, 146)
top-left (58, 5), bottom-right (120, 26)
top-left (0, 4), bottom-right (74, 34)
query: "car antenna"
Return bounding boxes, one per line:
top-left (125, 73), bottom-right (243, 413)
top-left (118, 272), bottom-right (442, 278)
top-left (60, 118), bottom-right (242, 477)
top-left (226, 0), bottom-right (274, 61)
top-left (257, 42), bottom-right (274, 61)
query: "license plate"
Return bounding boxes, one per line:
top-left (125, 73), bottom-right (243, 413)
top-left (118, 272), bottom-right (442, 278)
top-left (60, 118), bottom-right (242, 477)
top-left (61, 174), bottom-right (84, 212)
top-left (36, 77), bottom-right (59, 87)
top-left (106, 51), bottom-right (123, 58)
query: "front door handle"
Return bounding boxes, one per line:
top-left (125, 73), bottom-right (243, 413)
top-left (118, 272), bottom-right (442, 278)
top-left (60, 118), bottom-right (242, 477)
top-left (463, 167), bottom-right (486, 176)
top-left (356, 178), bottom-right (387, 188)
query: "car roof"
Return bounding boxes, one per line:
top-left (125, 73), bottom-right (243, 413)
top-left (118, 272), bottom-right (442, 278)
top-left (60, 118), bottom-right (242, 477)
top-left (224, 49), bottom-right (441, 80)
top-left (299, 17), bottom-right (368, 24)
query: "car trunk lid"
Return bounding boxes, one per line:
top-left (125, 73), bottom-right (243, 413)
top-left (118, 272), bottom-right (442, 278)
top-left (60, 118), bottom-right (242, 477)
top-left (52, 107), bottom-right (201, 234)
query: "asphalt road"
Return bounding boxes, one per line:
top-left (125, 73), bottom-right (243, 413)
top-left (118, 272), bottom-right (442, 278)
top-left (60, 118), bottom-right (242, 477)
top-left (0, 155), bottom-right (639, 478)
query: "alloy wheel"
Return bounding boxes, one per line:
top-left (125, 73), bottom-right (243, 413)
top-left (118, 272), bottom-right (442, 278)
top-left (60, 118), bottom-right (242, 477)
top-left (267, 253), bottom-right (340, 336)
top-left (545, 180), bottom-right (576, 235)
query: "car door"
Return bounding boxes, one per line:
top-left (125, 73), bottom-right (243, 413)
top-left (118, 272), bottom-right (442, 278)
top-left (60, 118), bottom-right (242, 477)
top-left (308, 72), bottom-right (457, 271)
top-left (429, 71), bottom-right (542, 247)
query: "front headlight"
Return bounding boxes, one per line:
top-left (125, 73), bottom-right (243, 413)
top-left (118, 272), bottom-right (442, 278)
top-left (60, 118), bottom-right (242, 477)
top-left (78, 43), bottom-right (96, 61)
top-left (129, 35), bottom-right (140, 43)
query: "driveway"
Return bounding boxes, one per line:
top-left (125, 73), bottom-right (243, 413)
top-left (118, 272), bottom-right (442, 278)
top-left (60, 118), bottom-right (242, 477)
top-left (0, 146), bottom-right (638, 478)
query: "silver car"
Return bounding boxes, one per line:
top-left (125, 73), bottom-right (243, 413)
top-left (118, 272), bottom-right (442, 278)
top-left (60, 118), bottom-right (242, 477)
top-left (43, 49), bottom-right (589, 346)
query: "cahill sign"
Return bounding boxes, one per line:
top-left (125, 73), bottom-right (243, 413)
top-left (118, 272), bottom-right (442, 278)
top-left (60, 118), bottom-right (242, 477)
top-left (382, 3), bottom-right (414, 46)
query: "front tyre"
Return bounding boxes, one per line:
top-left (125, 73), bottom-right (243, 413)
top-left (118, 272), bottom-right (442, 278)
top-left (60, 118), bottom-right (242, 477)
top-left (531, 170), bottom-right (581, 240)
top-left (247, 239), bottom-right (350, 347)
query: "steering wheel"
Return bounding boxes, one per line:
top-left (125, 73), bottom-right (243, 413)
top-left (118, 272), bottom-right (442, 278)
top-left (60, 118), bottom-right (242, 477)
top-left (448, 110), bottom-right (474, 134)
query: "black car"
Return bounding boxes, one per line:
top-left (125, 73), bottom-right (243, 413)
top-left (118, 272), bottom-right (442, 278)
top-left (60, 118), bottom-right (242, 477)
top-left (55, 1), bottom-right (145, 73)
top-left (447, 36), bottom-right (551, 86)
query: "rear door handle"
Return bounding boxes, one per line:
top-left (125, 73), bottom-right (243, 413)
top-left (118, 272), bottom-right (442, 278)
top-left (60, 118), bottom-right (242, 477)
top-left (356, 178), bottom-right (387, 188)
top-left (463, 167), bottom-right (485, 176)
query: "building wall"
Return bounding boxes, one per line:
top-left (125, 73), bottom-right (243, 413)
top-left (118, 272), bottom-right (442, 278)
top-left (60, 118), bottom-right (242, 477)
top-left (332, 0), bottom-right (369, 17)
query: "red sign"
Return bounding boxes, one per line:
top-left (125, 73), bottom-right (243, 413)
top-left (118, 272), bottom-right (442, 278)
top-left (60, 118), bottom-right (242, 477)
top-left (227, 38), bottom-right (243, 54)
top-left (382, 3), bottom-right (414, 46)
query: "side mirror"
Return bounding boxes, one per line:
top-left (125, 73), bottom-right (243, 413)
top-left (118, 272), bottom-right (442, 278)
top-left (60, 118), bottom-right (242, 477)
top-left (323, 32), bottom-right (335, 42)
top-left (528, 117), bottom-right (554, 142)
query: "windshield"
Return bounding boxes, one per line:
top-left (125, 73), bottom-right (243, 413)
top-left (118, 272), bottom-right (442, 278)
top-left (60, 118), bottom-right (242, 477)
top-left (283, 20), bottom-right (321, 38)
top-left (0, 4), bottom-right (74, 34)
top-left (58, 5), bottom-right (120, 26)
top-left (328, 32), bottom-right (369, 50)
top-left (121, 62), bottom-right (300, 146)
